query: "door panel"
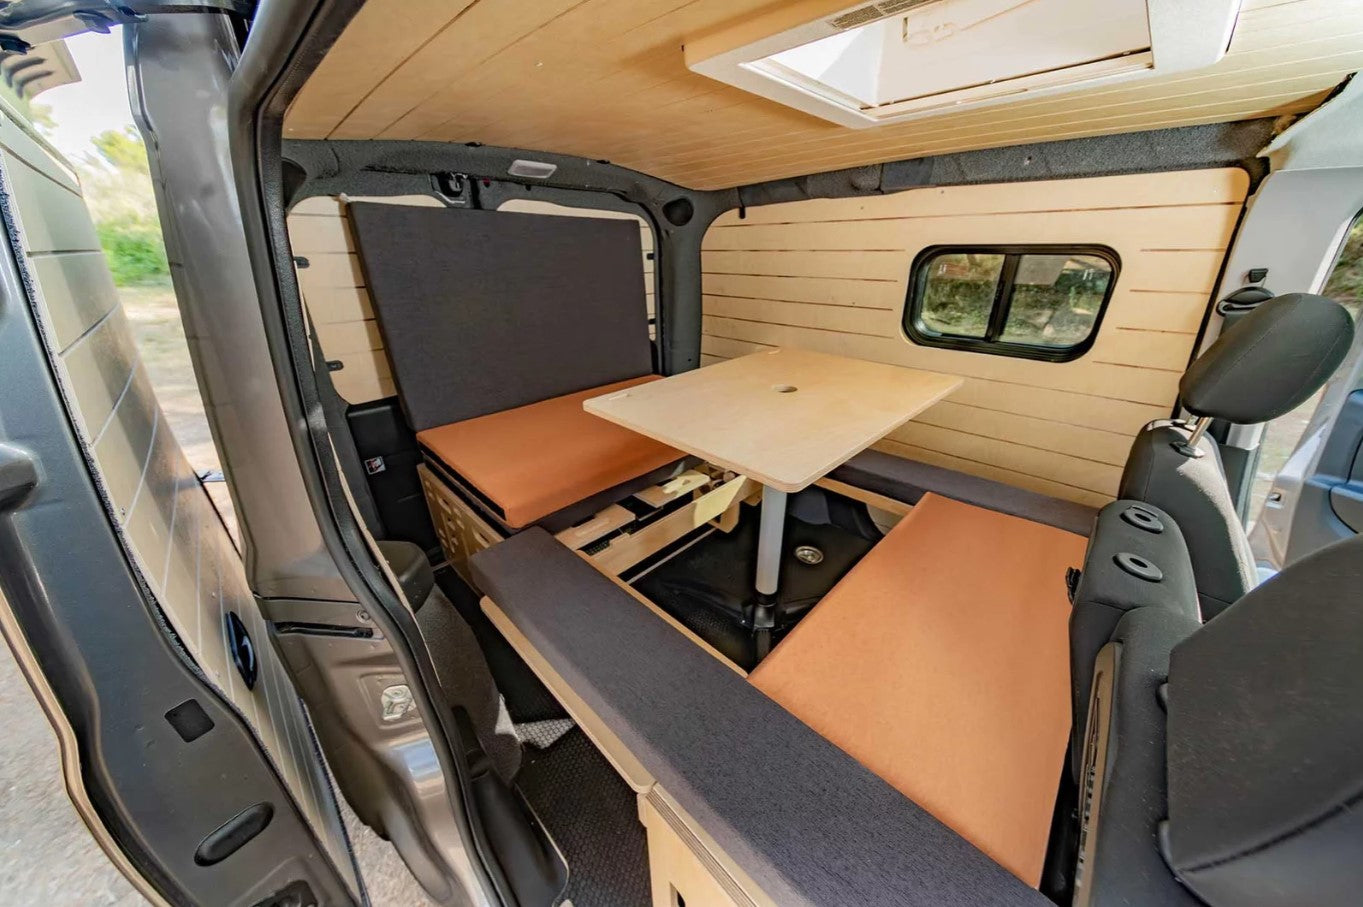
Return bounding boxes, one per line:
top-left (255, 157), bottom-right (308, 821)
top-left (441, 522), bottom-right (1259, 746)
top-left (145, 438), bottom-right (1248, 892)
top-left (0, 93), bottom-right (360, 903)
top-left (1306, 390), bottom-right (1363, 537)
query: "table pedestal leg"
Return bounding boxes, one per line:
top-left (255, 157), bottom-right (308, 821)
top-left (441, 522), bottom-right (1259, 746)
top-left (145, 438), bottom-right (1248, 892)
top-left (755, 485), bottom-right (787, 596)
top-left (752, 486), bottom-right (786, 658)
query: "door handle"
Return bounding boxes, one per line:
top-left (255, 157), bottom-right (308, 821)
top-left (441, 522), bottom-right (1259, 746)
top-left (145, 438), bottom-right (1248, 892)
top-left (0, 444), bottom-right (37, 512)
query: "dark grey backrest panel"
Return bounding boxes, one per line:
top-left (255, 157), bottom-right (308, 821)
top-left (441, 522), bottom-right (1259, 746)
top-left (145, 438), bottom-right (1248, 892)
top-left (1119, 421), bottom-right (1256, 618)
top-left (1068, 500), bottom-right (1199, 780)
top-left (831, 448), bottom-right (1098, 536)
top-left (471, 529), bottom-right (1047, 906)
top-left (348, 203), bottom-right (653, 430)
top-left (1164, 532), bottom-right (1363, 907)
top-left (1082, 606), bottom-right (1204, 907)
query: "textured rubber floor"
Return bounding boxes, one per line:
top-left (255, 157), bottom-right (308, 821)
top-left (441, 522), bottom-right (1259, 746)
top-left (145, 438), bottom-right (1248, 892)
top-left (517, 730), bottom-right (650, 907)
top-left (636, 504), bottom-right (876, 669)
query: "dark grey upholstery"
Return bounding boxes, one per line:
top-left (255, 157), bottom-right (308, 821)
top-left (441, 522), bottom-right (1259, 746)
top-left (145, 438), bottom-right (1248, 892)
top-left (1119, 293), bottom-right (1353, 619)
top-left (376, 539), bottom-right (433, 611)
top-left (1119, 422), bottom-right (1256, 617)
top-left (1180, 293), bottom-right (1355, 424)
top-left (470, 529), bottom-right (1047, 906)
top-left (830, 448), bottom-right (1097, 535)
top-left (348, 203), bottom-right (653, 431)
top-left (1068, 500), bottom-right (1199, 778)
top-left (1081, 606), bottom-right (1204, 907)
top-left (1164, 532), bottom-right (1363, 907)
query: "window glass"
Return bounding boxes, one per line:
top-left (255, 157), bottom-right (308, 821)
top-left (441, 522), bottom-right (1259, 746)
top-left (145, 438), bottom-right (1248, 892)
top-left (1001, 253), bottom-right (1113, 348)
top-left (918, 252), bottom-right (1004, 338)
top-left (906, 246), bottom-right (1117, 361)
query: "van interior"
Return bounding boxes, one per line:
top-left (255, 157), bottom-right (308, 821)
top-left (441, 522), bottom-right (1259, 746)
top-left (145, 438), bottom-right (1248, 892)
top-left (263, 1), bottom-right (1363, 905)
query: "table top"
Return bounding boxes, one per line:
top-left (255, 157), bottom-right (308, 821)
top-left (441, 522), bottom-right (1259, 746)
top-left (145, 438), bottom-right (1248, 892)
top-left (584, 348), bottom-right (962, 492)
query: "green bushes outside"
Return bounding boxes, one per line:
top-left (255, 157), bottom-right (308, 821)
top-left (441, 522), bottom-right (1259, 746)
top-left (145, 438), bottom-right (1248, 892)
top-left (96, 215), bottom-right (168, 285)
top-left (73, 127), bottom-right (170, 286)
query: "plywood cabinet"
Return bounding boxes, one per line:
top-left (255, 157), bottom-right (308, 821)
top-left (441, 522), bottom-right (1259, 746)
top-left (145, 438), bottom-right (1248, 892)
top-left (417, 463), bottom-right (501, 585)
top-left (639, 792), bottom-right (765, 907)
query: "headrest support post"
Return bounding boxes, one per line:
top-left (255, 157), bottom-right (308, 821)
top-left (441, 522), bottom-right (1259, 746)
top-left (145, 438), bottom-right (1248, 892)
top-left (1172, 416), bottom-right (1211, 458)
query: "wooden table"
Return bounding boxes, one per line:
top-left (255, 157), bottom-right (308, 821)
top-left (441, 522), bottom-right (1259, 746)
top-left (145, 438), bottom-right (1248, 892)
top-left (585, 348), bottom-right (962, 602)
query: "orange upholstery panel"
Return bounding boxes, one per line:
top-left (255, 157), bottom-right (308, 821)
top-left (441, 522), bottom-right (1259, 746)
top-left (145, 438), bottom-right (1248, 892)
top-left (749, 493), bottom-right (1086, 886)
top-left (417, 376), bottom-right (683, 529)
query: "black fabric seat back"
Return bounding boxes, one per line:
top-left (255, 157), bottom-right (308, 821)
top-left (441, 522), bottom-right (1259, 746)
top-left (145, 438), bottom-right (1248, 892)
top-left (1119, 293), bottom-right (1355, 617)
top-left (1163, 532), bottom-right (1363, 907)
top-left (348, 203), bottom-right (653, 431)
top-left (1067, 499), bottom-right (1198, 777)
top-left (1119, 421), bottom-right (1254, 616)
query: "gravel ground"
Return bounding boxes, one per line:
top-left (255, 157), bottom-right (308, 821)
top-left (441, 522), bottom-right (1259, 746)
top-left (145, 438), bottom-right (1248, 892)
top-left (0, 284), bottom-right (429, 905)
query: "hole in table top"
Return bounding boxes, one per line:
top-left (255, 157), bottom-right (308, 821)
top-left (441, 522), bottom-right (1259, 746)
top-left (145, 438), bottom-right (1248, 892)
top-left (772, 384), bottom-right (797, 393)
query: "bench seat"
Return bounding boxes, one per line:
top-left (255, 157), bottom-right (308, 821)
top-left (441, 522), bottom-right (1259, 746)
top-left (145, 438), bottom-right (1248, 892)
top-left (417, 376), bottom-right (684, 529)
top-left (829, 448), bottom-right (1098, 535)
top-left (470, 528), bottom-right (1047, 906)
top-left (749, 492), bottom-right (1086, 885)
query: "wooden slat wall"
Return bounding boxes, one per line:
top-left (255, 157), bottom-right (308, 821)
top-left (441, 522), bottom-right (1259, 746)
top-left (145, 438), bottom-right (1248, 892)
top-left (0, 108), bottom-right (355, 881)
top-left (284, 0), bottom-right (1361, 190)
top-left (287, 195), bottom-right (656, 403)
top-left (700, 169), bottom-right (1249, 507)
top-left (287, 194), bottom-right (438, 403)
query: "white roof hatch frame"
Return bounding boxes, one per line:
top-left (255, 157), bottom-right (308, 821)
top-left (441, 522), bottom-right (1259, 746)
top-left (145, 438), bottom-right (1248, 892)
top-left (686, 0), bottom-right (1243, 129)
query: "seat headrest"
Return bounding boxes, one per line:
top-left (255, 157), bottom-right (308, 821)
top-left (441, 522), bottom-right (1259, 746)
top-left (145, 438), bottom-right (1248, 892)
top-left (1180, 293), bottom-right (1354, 424)
top-left (1164, 532), bottom-right (1363, 907)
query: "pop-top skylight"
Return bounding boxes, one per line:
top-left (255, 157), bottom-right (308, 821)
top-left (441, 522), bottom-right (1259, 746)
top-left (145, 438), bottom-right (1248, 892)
top-left (686, 0), bottom-right (1242, 128)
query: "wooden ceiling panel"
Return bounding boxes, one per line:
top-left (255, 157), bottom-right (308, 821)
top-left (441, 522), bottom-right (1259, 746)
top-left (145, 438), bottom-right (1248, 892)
top-left (285, 0), bottom-right (1363, 190)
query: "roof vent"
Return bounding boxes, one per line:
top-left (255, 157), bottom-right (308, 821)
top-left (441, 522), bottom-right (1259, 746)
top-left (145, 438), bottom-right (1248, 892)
top-left (829, 0), bottom-right (939, 30)
top-left (686, 0), bottom-right (1242, 129)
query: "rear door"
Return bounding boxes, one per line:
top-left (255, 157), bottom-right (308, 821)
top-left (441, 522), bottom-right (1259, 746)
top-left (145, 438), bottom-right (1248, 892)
top-left (0, 60), bottom-right (361, 907)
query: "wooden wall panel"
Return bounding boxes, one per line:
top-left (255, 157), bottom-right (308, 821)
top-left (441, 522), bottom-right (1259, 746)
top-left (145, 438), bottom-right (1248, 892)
top-left (287, 195), bottom-right (656, 403)
top-left (284, 0), bottom-right (1361, 190)
top-left (700, 169), bottom-right (1249, 505)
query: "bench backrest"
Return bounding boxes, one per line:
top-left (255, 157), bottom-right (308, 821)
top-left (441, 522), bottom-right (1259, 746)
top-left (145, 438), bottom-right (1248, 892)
top-left (349, 203), bottom-right (653, 431)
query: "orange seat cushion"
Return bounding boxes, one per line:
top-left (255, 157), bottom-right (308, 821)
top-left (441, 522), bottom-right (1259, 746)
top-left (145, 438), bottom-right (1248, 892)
top-left (417, 376), bottom-right (683, 529)
top-left (749, 492), bottom-right (1086, 886)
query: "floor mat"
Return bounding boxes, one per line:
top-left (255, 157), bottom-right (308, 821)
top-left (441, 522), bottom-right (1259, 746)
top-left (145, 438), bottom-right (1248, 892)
top-left (436, 568), bottom-right (567, 723)
top-left (516, 718), bottom-right (576, 750)
top-left (636, 504), bottom-right (876, 670)
top-left (516, 730), bottom-right (650, 907)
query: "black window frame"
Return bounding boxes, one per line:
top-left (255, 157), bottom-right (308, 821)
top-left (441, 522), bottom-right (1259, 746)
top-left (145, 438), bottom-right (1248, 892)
top-left (903, 243), bottom-right (1120, 363)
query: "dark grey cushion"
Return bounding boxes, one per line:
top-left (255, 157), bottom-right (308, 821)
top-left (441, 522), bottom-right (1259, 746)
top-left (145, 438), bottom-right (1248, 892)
top-left (470, 529), bottom-right (1047, 906)
top-left (348, 203), bottom-right (653, 431)
top-left (1068, 500), bottom-right (1199, 779)
top-left (1180, 293), bottom-right (1354, 424)
top-left (830, 448), bottom-right (1098, 536)
top-left (1119, 421), bottom-right (1256, 618)
top-left (1165, 532), bottom-right (1363, 907)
